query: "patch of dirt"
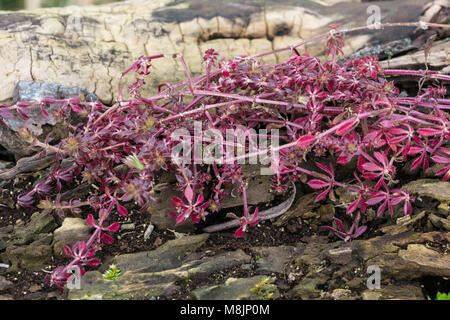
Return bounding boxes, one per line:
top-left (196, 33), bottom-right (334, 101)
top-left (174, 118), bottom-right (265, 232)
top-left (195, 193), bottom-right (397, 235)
top-left (0, 167), bottom-right (448, 300)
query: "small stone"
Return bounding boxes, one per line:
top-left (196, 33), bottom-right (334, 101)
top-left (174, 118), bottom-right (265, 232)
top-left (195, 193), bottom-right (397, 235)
top-left (46, 292), bottom-right (59, 299)
top-left (381, 211), bottom-right (427, 235)
top-left (147, 188), bottom-right (195, 232)
top-left (346, 278), bottom-right (363, 289)
top-left (190, 276), bottom-right (279, 300)
top-left (318, 204), bottom-right (335, 223)
top-left (403, 179), bottom-right (450, 202)
top-left (437, 203), bottom-right (449, 217)
top-left (0, 239), bottom-right (6, 251)
top-left (303, 211), bottom-right (319, 220)
top-left (251, 246), bottom-right (296, 274)
top-left (361, 290), bottom-right (382, 300)
top-left (0, 225), bottom-right (13, 234)
top-left (5, 243), bottom-right (52, 271)
top-left (330, 289), bottom-right (354, 300)
top-left (396, 215), bottom-right (411, 225)
top-left (398, 244), bottom-right (450, 277)
top-left (120, 223), bottom-right (135, 231)
top-left (28, 284), bottom-right (42, 293)
top-left (220, 170), bottom-right (275, 209)
top-left (52, 217), bottom-right (93, 258)
top-left (293, 274), bottom-right (328, 299)
top-left (25, 292), bottom-right (46, 300)
top-left (363, 284), bottom-right (424, 300)
top-left (143, 224), bottom-right (154, 240)
top-left (0, 81), bottom-right (97, 158)
top-left (153, 236), bottom-right (163, 247)
top-left (7, 212), bottom-right (57, 246)
top-left (0, 275), bottom-right (13, 292)
top-left (327, 247), bottom-right (353, 265)
top-left (428, 214), bottom-right (450, 231)
top-left (240, 264), bottom-right (253, 271)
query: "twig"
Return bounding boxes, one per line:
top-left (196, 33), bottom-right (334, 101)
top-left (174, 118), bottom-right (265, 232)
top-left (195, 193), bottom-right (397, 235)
top-left (203, 182), bottom-right (296, 233)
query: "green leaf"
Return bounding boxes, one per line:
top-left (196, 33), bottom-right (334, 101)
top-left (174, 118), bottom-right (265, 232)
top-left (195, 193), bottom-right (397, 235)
top-left (102, 264), bottom-right (121, 281)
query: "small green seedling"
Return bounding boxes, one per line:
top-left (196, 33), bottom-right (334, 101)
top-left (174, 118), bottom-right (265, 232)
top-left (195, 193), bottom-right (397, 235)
top-left (427, 292), bottom-right (450, 300)
top-left (251, 277), bottom-right (276, 300)
top-left (435, 292), bottom-right (450, 300)
top-left (102, 264), bottom-right (121, 281)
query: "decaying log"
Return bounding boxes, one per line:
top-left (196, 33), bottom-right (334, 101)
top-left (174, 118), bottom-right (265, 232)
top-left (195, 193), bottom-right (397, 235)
top-left (0, 152), bottom-right (56, 180)
top-left (380, 40), bottom-right (450, 72)
top-left (0, 0), bottom-right (435, 105)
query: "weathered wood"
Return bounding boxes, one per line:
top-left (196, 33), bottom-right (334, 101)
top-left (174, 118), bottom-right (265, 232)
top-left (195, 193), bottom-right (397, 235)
top-left (380, 40), bottom-right (450, 72)
top-left (0, 0), bottom-right (433, 104)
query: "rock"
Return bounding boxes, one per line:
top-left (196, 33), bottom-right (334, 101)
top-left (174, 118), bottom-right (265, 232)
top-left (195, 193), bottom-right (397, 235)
top-left (0, 226), bottom-right (13, 234)
top-left (397, 244), bottom-right (450, 277)
top-left (274, 192), bottom-right (320, 226)
top-left (419, 231), bottom-right (450, 244)
top-left (321, 288), bottom-right (357, 300)
top-left (149, 166), bottom-right (275, 231)
top-left (112, 234), bottom-right (209, 272)
top-left (318, 204), bottom-right (335, 223)
top-left (437, 203), bottom-right (449, 217)
top-left (69, 240), bottom-right (253, 300)
top-left (403, 179), bottom-right (450, 202)
top-left (147, 187), bottom-right (195, 232)
top-left (7, 211), bottom-right (58, 246)
top-left (326, 247), bottom-right (353, 265)
top-left (220, 165), bottom-right (275, 209)
top-left (0, 275), bottom-right (12, 292)
top-left (346, 278), bottom-right (363, 290)
top-left (4, 242), bottom-right (52, 271)
top-left (180, 249), bottom-right (251, 279)
top-left (241, 264), bottom-right (253, 271)
top-left (24, 292), bottom-right (47, 300)
top-left (0, 226), bottom-right (13, 251)
top-left (143, 224), bottom-right (154, 240)
top-left (251, 246), bottom-right (296, 274)
top-left (293, 274), bottom-right (328, 299)
top-left (293, 236), bottom-right (331, 266)
top-left (120, 223), bottom-right (135, 231)
top-left (428, 213), bottom-right (450, 231)
top-left (190, 276), bottom-right (278, 300)
top-left (0, 188), bottom-right (15, 208)
top-left (350, 232), bottom-right (412, 261)
top-left (361, 290), bottom-right (382, 300)
top-left (0, 294), bottom-right (13, 300)
top-left (28, 284), bottom-right (42, 293)
top-left (1, 81), bottom-right (97, 159)
top-left (69, 270), bottom-right (182, 300)
top-left (290, 231), bottom-right (450, 299)
top-left (32, 233), bottom-right (53, 246)
top-left (380, 211), bottom-right (427, 235)
top-left (361, 284), bottom-right (424, 300)
top-left (52, 217), bottom-right (93, 258)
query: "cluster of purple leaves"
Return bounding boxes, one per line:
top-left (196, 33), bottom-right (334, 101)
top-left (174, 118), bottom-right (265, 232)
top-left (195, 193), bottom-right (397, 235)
top-left (0, 23), bottom-right (449, 291)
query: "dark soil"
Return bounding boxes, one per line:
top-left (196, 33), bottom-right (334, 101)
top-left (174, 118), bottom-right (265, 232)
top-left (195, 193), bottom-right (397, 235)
top-left (0, 158), bottom-right (448, 300)
top-left (0, 177), bottom-right (323, 300)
